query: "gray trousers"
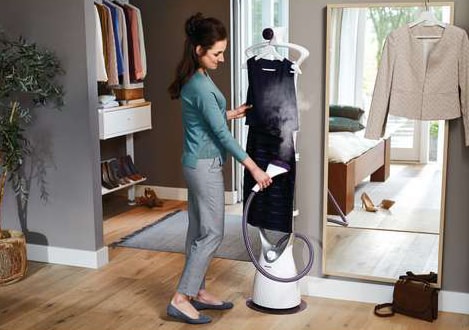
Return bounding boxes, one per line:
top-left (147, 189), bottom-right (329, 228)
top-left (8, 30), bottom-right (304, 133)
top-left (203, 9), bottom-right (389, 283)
top-left (177, 157), bottom-right (225, 297)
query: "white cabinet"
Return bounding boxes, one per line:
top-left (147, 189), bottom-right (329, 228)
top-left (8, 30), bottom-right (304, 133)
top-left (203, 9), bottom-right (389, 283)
top-left (98, 102), bottom-right (152, 201)
top-left (98, 102), bottom-right (152, 140)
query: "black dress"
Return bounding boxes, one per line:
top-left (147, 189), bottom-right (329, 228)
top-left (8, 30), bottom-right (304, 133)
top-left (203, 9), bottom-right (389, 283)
top-left (243, 57), bottom-right (298, 233)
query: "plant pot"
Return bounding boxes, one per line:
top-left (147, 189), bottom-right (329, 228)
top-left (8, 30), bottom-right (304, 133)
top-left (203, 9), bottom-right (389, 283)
top-left (0, 230), bottom-right (28, 285)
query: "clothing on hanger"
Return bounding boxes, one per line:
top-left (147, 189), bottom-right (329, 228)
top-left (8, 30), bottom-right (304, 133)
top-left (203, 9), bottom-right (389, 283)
top-left (96, 0), bottom-right (147, 87)
top-left (364, 24), bottom-right (469, 146)
top-left (103, 0), bottom-right (124, 76)
top-left (107, 0), bottom-right (130, 86)
top-left (95, 3), bottom-right (118, 85)
top-left (242, 39), bottom-right (308, 232)
top-left (123, 2), bottom-right (147, 79)
top-left (245, 57), bottom-right (299, 137)
top-left (94, 5), bottom-right (108, 82)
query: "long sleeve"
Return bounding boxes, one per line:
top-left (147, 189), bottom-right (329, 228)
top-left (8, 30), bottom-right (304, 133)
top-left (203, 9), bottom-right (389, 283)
top-left (365, 35), bottom-right (395, 140)
top-left (135, 7), bottom-right (147, 79)
top-left (103, 0), bottom-right (124, 76)
top-left (181, 73), bottom-right (248, 168)
top-left (94, 5), bottom-right (108, 82)
top-left (460, 29), bottom-right (469, 146)
top-left (96, 4), bottom-right (118, 85)
top-left (124, 3), bottom-right (147, 79)
top-left (195, 92), bottom-right (248, 163)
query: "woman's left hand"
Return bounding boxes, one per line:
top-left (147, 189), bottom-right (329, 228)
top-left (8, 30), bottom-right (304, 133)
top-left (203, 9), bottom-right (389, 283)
top-left (227, 103), bottom-right (252, 120)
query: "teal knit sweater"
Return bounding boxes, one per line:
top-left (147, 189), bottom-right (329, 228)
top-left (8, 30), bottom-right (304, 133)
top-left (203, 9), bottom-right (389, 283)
top-left (180, 71), bottom-right (248, 168)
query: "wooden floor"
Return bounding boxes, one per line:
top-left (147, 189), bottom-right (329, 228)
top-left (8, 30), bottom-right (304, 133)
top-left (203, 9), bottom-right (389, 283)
top-left (325, 163), bottom-right (442, 281)
top-left (1, 198), bottom-right (468, 330)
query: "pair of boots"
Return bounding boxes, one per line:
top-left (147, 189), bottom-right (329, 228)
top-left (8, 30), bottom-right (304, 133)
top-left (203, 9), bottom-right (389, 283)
top-left (136, 188), bottom-right (164, 208)
top-left (360, 192), bottom-right (395, 212)
top-left (101, 155), bottom-right (144, 190)
top-left (101, 159), bottom-right (129, 190)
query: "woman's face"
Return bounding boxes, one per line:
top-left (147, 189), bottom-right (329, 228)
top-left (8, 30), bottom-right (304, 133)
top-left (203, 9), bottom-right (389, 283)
top-left (197, 39), bottom-right (227, 71)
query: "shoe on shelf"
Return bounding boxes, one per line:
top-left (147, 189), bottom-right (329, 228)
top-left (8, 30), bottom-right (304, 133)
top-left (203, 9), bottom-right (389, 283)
top-left (119, 156), bottom-right (142, 181)
top-left (166, 304), bottom-right (211, 324)
top-left (125, 155), bottom-right (144, 180)
top-left (101, 162), bottom-right (118, 189)
top-left (108, 159), bottom-right (130, 185)
top-left (361, 192), bottom-right (377, 212)
top-left (105, 161), bottom-right (121, 186)
top-left (379, 199), bottom-right (395, 210)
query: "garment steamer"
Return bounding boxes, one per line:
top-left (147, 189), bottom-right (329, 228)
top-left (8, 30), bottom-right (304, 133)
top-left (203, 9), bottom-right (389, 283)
top-left (242, 161), bottom-right (314, 313)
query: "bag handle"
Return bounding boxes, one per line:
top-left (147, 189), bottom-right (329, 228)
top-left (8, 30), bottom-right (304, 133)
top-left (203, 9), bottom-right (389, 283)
top-left (399, 277), bottom-right (433, 290)
top-left (374, 303), bottom-right (395, 317)
top-left (400, 271), bottom-right (438, 284)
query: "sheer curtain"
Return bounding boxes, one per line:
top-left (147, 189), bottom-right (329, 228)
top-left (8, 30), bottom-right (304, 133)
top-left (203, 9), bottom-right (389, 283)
top-left (330, 8), bottom-right (367, 109)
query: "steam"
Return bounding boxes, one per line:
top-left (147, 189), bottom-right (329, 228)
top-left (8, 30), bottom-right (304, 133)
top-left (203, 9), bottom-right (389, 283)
top-left (259, 82), bottom-right (298, 161)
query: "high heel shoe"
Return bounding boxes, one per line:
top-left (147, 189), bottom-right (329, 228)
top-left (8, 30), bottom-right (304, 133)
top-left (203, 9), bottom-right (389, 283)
top-left (361, 192), bottom-right (377, 212)
top-left (379, 199), bottom-right (395, 210)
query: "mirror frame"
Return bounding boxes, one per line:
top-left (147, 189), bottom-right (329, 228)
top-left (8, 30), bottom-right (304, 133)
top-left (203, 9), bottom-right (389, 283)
top-left (322, 2), bottom-right (454, 287)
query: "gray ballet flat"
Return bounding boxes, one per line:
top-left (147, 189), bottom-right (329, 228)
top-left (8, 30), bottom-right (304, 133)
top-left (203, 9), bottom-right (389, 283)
top-left (191, 300), bottom-right (234, 310)
top-left (166, 303), bottom-right (212, 324)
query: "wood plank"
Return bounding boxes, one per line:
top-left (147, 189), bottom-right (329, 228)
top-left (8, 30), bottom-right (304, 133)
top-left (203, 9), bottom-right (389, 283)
top-left (0, 199), bottom-right (467, 329)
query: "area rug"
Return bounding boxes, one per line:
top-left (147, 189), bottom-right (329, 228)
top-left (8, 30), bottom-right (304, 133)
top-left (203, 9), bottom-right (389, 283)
top-left (111, 210), bottom-right (261, 261)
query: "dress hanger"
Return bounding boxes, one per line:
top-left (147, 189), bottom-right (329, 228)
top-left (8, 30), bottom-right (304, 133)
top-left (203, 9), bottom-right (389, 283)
top-left (245, 28), bottom-right (285, 62)
top-left (408, 0), bottom-right (446, 33)
top-left (244, 28), bottom-right (309, 74)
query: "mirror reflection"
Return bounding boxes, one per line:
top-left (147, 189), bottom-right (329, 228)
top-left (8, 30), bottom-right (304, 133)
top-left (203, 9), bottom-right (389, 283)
top-left (323, 3), bottom-right (453, 284)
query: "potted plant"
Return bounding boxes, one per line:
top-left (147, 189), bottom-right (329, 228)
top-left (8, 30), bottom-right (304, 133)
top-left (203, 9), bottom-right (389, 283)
top-left (0, 31), bottom-right (64, 285)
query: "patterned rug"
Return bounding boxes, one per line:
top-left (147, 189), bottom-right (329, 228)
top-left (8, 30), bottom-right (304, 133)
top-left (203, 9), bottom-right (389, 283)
top-left (111, 209), bottom-right (261, 261)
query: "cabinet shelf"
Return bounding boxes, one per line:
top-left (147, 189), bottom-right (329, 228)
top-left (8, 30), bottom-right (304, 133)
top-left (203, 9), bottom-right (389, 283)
top-left (98, 102), bottom-right (152, 140)
top-left (98, 101), bottom-right (152, 202)
top-left (101, 176), bottom-right (147, 196)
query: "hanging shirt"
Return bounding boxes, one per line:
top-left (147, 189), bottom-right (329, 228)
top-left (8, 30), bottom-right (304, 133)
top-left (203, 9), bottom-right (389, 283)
top-left (103, 0), bottom-right (124, 76)
top-left (365, 24), bottom-right (469, 146)
top-left (95, 3), bottom-right (118, 86)
top-left (94, 5), bottom-right (107, 82)
top-left (123, 4), bottom-right (144, 82)
top-left (110, 1), bottom-right (130, 87)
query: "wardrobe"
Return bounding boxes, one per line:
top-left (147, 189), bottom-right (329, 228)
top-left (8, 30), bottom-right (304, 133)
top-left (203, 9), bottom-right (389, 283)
top-left (95, 0), bottom-right (152, 205)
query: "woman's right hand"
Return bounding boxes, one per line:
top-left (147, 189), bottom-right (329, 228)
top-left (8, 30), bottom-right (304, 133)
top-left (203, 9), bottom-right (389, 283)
top-left (243, 157), bottom-right (272, 191)
top-left (250, 166), bottom-right (272, 191)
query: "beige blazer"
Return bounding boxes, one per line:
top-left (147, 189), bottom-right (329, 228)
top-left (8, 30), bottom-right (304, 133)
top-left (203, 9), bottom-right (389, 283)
top-left (365, 24), bottom-right (469, 146)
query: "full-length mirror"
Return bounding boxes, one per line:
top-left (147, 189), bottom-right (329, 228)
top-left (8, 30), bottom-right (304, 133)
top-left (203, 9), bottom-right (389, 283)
top-left (323, 2), bottom-right (454, 285)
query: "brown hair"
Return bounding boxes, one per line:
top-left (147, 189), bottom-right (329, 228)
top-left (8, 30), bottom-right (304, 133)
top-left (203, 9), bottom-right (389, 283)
top-left (168, 13), bottom-right (227, 99)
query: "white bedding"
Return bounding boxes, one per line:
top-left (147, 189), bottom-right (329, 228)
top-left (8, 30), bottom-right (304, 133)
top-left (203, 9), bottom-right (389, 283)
top-left (328, 131), bottom-right (381, 163)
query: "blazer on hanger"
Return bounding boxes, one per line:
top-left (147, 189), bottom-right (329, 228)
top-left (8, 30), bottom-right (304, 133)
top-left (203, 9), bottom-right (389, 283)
top-left (365, 24), bottom-right (469, 146)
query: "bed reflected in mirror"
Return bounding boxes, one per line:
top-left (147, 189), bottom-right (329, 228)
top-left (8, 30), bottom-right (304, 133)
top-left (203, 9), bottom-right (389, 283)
top-left (323, 2), bottom-right (453, 286)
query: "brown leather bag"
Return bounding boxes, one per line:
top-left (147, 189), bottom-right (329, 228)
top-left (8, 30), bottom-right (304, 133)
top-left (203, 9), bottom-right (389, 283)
top-left (374, 275), bottom-right (439, 322)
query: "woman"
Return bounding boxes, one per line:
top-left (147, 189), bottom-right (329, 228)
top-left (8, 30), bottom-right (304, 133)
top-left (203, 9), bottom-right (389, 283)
top-left (166, 13), bottom-right (272, 324)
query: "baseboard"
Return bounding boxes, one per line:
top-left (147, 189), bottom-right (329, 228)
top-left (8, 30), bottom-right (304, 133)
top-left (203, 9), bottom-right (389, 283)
top-left (440, 290), bottom-right (469, 315)
top-left (300, 276), bottom-right (469, 315)
top-left (137, 185), bottom-right (238, 205)
top-left (27, 244), bottom-right (109, 269)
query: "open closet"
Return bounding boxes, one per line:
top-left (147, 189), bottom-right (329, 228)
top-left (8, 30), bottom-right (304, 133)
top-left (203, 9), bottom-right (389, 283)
top-left (94, 0), bottom-right (153, 217)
